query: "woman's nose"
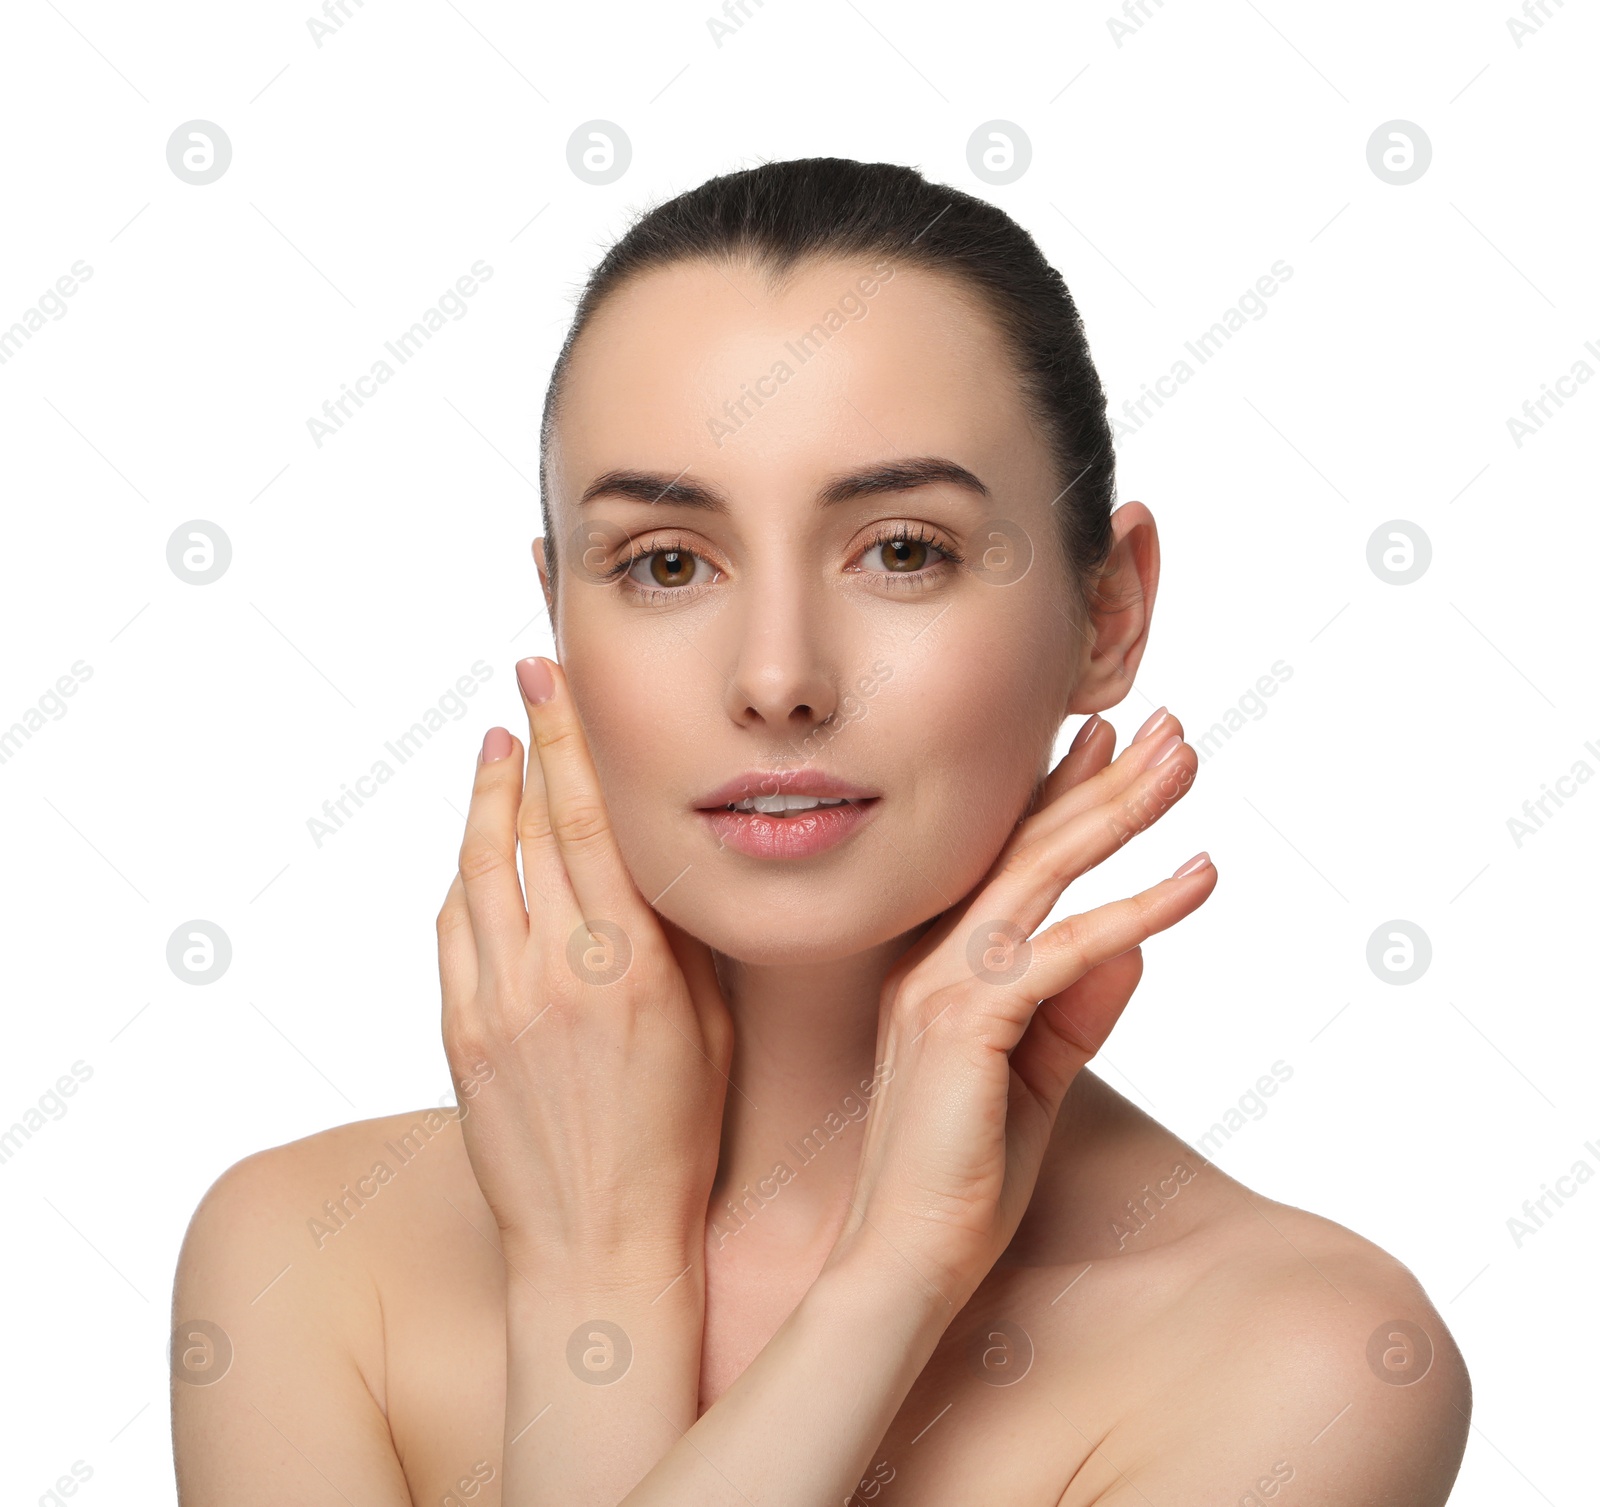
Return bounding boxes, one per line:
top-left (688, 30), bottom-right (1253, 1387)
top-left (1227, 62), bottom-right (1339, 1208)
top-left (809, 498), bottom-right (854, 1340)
top-left (721, 588), bottom-right (841, 734)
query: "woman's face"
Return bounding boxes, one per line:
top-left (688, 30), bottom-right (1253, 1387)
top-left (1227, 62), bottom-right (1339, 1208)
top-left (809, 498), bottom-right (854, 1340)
top-left (541, 255), bottom-right (1093, 965)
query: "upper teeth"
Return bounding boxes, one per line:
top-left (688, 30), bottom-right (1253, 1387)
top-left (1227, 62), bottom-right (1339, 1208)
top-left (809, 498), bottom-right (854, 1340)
top-left (729, 795), bottom-right (851, 813)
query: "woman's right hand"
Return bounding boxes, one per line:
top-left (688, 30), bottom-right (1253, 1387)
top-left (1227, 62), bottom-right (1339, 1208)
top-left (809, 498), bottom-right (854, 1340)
top-left (436, 655), bottom-right (735, 1278)
top-left (823, 709), bottom-right (1215, 1311)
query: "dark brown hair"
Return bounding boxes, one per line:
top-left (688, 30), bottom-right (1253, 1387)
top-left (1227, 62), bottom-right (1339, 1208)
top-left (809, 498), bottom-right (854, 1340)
top-left (539, 156), bottom-right (1117, 609)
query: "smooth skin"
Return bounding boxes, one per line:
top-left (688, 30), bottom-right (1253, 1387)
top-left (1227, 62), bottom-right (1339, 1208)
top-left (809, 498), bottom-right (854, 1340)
top-left (172, 256), bottom-right (1470, 1506)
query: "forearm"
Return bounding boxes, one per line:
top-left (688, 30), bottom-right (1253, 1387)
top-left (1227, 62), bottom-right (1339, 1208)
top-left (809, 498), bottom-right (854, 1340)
top-left (617, 1255), bottom-right (952, 1507)
top-left (501, 1245), bottom-right (706, 1507)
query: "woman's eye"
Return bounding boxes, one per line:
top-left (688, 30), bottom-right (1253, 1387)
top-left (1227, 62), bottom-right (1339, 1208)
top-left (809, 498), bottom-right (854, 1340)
top-left (626, 547), bottom-right (708, 590)
top-left (859, 537), bottom-right (945, 574)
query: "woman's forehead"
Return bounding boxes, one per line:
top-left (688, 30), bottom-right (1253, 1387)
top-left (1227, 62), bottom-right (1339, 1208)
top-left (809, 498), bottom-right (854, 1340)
top-left (550, 257), bottom-right (1048, 511)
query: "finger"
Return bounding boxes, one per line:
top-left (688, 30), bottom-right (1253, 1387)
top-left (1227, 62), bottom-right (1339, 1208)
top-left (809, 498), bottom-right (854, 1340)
top-left (437, 871), bottom-right (479, 1012)
top-left (890, 719), bottom-right (1120, 990)
top-left (437, 870), bottom-right (485, 1092)
top-left (517, 655), bottom-right (649, 931)
top-left (1012, 853), bottom-right (1216, 1027)
top-left (998, 713), bottom-right (1117, 874)
top-left (507, 692), bottom-right (577, 919)
top-left (1023, 707), bottom-right (1180, 850)
top-left (945, 731), bottom-right (1199, 987)
top-left (1010, 945), bottom-right (1143, 1116)
top-left (1033, 712), bottom-right (1115, 812)
top-left (967, 711), bottom-right (1179, 928)
top-left (658, 915), bottom-right (735, 1067)
top-left (458, 725), bottom-right (532, 982)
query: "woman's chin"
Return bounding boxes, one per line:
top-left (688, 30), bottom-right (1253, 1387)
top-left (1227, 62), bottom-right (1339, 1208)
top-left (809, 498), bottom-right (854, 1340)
top-left (651, 895), bottom-right (932, 970)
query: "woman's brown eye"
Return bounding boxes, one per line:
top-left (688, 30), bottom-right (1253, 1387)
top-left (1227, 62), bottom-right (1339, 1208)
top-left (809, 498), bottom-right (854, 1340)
top-left (879, 539), bottom-right (928, 572)
top-left (650, 549), bottom-right (695, 586)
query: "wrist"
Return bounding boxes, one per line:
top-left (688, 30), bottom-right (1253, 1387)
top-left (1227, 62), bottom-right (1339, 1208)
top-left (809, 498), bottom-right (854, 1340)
top-left (808, 1235), bottom-right (962, 1363)
top-left (501, 1233), bottom-right (705, 1311)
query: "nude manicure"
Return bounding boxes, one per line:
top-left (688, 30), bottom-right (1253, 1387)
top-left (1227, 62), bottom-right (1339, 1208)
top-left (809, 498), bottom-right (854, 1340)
top-left (1133, 705), bottom-right (1168, 742)
top-left (517, 656), bottom-right (554, 705)
top-left (1069, 713), bottom-right (1102, 753)
top-left (1171, 851), bottom-right (1212, 878)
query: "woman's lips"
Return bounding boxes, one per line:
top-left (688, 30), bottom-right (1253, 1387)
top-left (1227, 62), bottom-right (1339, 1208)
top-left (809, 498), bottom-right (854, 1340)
top-left (694, 768), bottom-right (881, 808)
top-left (698, 799), bottom-right (881, 860)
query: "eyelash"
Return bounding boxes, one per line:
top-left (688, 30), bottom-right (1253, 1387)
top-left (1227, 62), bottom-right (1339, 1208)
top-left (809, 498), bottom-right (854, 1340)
top-left (601, 524), bottom-right (965, 603)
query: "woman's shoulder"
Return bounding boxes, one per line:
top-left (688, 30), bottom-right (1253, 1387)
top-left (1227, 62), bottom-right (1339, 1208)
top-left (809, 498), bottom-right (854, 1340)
top-left (1070, 1187), bottom-right (1470, 1504)
top-left (180, 1105), bottom-right (479, 1256)
top-left (1015, 1076), bottom-right (1472, 1505)
top-left (172, 1112), bottom-right (504, 1500)
top-left (174, 1106), bottom-right (491, 1365)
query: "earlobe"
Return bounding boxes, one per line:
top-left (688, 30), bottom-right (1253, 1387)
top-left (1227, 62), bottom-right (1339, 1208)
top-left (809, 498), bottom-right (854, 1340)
top-left (1065, 502), bottom-right (1161, 717)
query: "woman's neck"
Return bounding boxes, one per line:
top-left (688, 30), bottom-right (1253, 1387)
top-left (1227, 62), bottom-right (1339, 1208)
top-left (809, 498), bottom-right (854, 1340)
top-left (704, 930), bottom-right (922, 1268)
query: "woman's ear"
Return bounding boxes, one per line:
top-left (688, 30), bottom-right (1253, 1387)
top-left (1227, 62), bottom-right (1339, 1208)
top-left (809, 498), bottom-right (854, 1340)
top-left (532, 536), bottom-right (555, 615)
top-left (1066, 502), bottom-right (1160, 717)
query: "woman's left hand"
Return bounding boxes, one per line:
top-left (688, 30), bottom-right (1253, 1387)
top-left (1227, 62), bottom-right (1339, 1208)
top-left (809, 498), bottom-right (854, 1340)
top-left (823, 709), bottom-right (1216, 1311)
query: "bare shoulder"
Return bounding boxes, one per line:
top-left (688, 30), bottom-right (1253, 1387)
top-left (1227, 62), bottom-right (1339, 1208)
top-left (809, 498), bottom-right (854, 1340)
top-left (172, 1108), bottom-right (493, 1506)
top-left (1004, 1074), bottom-right (1471, 1505)
top-left (176, 1103), bottom-right (485, 1324)
top-left (1063, 1176), bottom-right (1472, 1506)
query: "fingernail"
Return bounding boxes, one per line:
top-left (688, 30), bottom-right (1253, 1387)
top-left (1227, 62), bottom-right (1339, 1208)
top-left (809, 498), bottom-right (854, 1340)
top-left (481, 726), bottom-right (513, 763)
top-left (1151, 733), bottom-right (1182, 765)
top-left (1133, 705), bottom-right (1168, 742)
top-left (517, 656), bottom-right (554, 705)
top-left (1171, 851), bottom-right (1212, 879)
top-left (1068, 713), bottom-right (1102, 753)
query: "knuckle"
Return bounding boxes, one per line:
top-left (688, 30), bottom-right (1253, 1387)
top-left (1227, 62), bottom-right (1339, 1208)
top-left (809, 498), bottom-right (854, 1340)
top-left (517, 803), bottom-right (555, 849)
top-left (551, 800), bottom-right (611, 849)
top-left (893, 977), bottom-right (958, 1037)
top-left (1000, 833), bottom-right (1051, 885)
top-left (485, 988), bottom-right (529, 1041)
top-left (533, 716), bottom-right (582, 758)
top-left (1116, 784), bottom-right (1162, 840)
top-left (440, 1012), bottom-right (485, 1069)
top-left (458, 834), bottom-right (511, 885)
top-left (1050, 911), bottom-right (1087, 962)
top-left (436, 898), bottom-right (472, 945)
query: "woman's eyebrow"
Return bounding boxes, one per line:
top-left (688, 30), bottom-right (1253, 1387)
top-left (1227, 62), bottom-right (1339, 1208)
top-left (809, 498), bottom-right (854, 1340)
top-left (578, 457), bottom-right (991, 513)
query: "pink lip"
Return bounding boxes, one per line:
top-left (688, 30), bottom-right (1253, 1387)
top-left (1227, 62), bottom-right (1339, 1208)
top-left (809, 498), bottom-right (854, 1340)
top-left (698, 800), bottom-right (880, 860)
top-left (693, 768), bottom-right (882, 861)
top-left (693, 768), bottom-right (881, 809)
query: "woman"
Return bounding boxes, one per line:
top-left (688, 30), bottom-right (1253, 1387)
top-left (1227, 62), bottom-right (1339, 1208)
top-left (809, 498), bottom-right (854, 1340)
top-left (172, 157), bottom-right (1470, 1505)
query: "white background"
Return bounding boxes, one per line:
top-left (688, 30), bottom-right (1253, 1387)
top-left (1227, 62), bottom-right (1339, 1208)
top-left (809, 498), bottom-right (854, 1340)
top-left (1, 1), bottom-right (1595, 1502)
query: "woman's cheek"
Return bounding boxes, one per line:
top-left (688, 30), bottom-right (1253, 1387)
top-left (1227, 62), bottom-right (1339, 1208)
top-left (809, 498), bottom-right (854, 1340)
top-left (563, 654), bottom-right (678, 873)
top-left (876, 668), bottom-right (1040, 898)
